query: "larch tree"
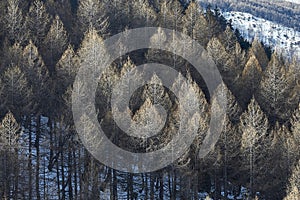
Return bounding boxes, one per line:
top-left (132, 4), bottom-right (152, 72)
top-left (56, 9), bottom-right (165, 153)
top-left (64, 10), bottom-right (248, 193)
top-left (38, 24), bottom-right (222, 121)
top-left (42, 15), bottom-right (68, 74)
top-left (250, 38), bottom-right (269, 70)
top-left (205, 82), bottom-right (241, 198)
top-left (77, 28), bottom-right (110, 118)
top-left (214, 115), bottom-right (239, 198)
top-left (1, 66), bottom-right (32, 117)
top-left (170, 72), bottom-right (209, 199)
top-left (1, 43), bottom-right (23, 73)
top-left (0, 111), bottom-right (21, 147)
top-left (239, 97), bottom-right (270, 197)
top-left (182, 1), bottom-right (203, 39)
top-left (146, 27), bottom-right (168, 64)
top-left (0, 66), bottom-right (32, 198)
top-left (157, 0), bottom-right (184, 31)
top-left (52, 46), bottom-right (79, 159)
top-left (147, 27), bottom-right (187, 71)
top-left (142, 73), bottom-right (172, 110)
top-left (22, 41), bottom-right (49, 200)
top-left (219, 26), bottom-right (238, 54)
top-left (220, 82), bottom-right (243, 123)
top-left (257, 52), bottom-right (293, 122)
top-left (0, 111), bottom-right (21, 200)
top-left (214, 27), bottom-right (246, 97)
top-left (192, 13), bottom-right (210, 46)
top-left (132, 97), bottom-right (167, 146)
top-left (233, 41), bottom-right (247, 73)
top-left (55, 45), bottom-right (80, 114)
top-left (5, 0), bottom-right (28, 45)
top-left (77, 28), bottom-right (107, 73)
top-left (207, 37), bottom-right (237, 85)
top-left (75, 28), bottom-right (109, 198)
top-left (55, 45), bottom-right (79, 91)
top-left (26, 0), bottom-right (51, 47)
top-left (240, 55), bottom-right (263, 104)
top-left (77, 0), bottom-right (109, 36)
top-left (97, 63), bottom-right (119, 116)
top-left (207, 37), bottom-right (230, 70)
top-left (130, 0), bottom-right (157, 27)
top-left (22, 40), bottom-right (49, 114)
top-left (268, 123), bottom-right (293, 198)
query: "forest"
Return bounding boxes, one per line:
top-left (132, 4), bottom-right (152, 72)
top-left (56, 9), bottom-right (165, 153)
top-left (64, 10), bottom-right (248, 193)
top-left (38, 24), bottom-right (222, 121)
top-left (0, 0), bottom-right (299, 199)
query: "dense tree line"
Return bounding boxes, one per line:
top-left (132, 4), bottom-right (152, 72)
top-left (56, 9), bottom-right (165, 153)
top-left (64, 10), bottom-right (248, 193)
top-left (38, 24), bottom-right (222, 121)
top-left (0, 0), bottom-right (299, 199)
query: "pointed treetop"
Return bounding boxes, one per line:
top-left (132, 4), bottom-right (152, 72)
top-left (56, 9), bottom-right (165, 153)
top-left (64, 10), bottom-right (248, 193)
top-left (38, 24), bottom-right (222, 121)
top-left (242, 55), bottom-right (263, 77)
top-left (214, 82), bottom-right (242, 122)
top-left (46, 15), bottom-right (68, 41)
top-left (120, 56), bottom-right (136, 77)
top-left (250, 38), bottom-right (269, 70)
top-left (239, 96), bottom-right (269, 148)
top-left (0, 111), bottom-right (21, 147)
top-left (57, 44), bottom-right (77, 66)
top-left (23, 40), bottom-right (39, 57)
top-left (78, 28), bottom-right (106, 62)
top-left (56, 44), bottom-right (79, 81)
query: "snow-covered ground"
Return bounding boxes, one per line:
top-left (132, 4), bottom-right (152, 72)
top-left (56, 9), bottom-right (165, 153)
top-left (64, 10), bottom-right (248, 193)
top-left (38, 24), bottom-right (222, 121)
top-left (283, 0), bottom-right (300, 4)
top-left (223, 11), bottom-right (300, 60)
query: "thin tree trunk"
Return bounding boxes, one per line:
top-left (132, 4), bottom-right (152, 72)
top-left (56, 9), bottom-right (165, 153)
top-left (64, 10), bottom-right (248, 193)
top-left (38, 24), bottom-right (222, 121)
top-left (68, 148), bottom-right (73, 200)
top-left (28, 117), bottom-right (32, 200)
top-left (113, 169), bottom-right (118, 200)
top-left (159, 173), bottom-right (164, 200)
top-left (250, 146), bottom-right (253, 197)
top-left (35, 116), bottom-right (41, 200)
top-left (55, 124), bottom-right (61, 200)
top-left (127, 173), bottom-right (133, 200)
top-left (60, 130), bottom-right (65, 200)
top-left (73, 150), bottom-right (78, 200)
top-left (14, 148), bottom-right (19, 200)
top-left (144, 174), bottom-right (148, 200)
top-left (168, 172), bottom-right (172, 200)
top-left (43, 158), bottom-right (46, 199)
top-left (172, 170), bottom-right (176, 200)
top-left (224, 144), bottom-right (228, 198)
top-left (150, 174), bottom-right (154, 200)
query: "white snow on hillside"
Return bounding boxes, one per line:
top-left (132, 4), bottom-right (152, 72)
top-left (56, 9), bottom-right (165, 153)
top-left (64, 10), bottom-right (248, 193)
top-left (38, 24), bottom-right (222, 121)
top-left (283, 0), bottom-right (300, 4)
top-left (223, 11), bottom-right (300, 60)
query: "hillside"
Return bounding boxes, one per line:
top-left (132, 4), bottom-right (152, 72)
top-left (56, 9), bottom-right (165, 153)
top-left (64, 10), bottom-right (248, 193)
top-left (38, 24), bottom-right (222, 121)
top-left (223, 11), bottom-right (300, 60)
top-left (198, 0), bottom-right (300, 31)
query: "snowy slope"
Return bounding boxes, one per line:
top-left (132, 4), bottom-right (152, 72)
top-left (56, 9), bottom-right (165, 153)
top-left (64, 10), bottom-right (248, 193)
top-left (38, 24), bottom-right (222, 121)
top-left (284, 0), bottom-right (300, 4)
top-left (223, 11), bottom-right (300, 60)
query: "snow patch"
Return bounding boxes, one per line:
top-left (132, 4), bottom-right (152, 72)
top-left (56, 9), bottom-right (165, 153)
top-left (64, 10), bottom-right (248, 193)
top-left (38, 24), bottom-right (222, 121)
top-left (223, 11), bottom-right (300, 60)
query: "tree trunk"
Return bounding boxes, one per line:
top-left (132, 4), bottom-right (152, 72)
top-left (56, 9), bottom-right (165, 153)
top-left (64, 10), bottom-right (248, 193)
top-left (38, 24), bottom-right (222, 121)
top-left (159, 173), bottom-right (164, 200)
top-left (150, 174), bottom-right (154, 200)
top-left (35, 116), bottom-right (41, 200)
top-left (73, 150), bottom-right (78, 200)
top-left (28, 117), bottom-right (32, 200)
top-left (68, 148), bottom-right (73, 200)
